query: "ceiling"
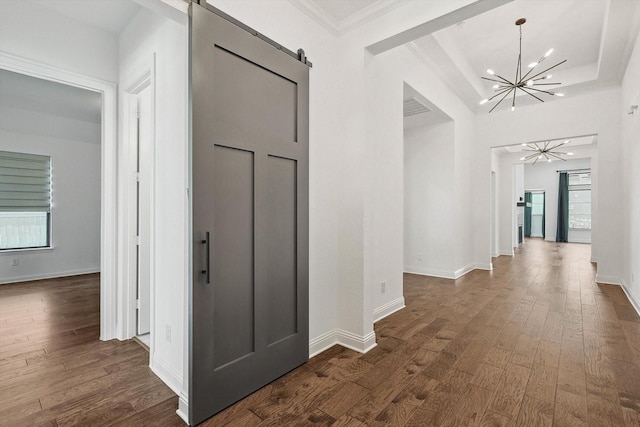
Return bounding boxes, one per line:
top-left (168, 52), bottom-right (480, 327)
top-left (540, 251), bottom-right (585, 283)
top-left (306, 0), bottom-right (640, 113)
top-left (31, 0), bottom-right (140, 35)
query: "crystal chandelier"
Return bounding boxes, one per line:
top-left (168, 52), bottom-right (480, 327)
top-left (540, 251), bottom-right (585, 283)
top-left (480, 18), bottom-right (566, 113)
top-left (519, 140), bottom-right (574, 165)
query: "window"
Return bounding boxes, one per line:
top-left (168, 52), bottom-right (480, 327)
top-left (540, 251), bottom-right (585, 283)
top-left (531, 193), bottom-right (544, 215)
top-left (568, 172), bottom-right (591, 230)
top-left (0, 150), bottom-right (51, 250)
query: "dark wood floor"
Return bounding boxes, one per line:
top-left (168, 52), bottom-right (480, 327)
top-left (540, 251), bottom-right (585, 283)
top-left (0, 274), bottom-right (182, 427)
top-left (2, 239), bottom-right (640, 426)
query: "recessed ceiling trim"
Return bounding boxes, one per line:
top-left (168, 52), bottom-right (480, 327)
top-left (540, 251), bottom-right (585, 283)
top-left (288, 0), bottom-right (409, 36)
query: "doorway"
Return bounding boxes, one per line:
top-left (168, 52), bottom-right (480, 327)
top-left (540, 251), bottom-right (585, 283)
top-left (0, 52), bottom-right (118, 339)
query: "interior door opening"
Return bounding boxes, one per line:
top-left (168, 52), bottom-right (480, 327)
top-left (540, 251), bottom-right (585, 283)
top-left (131, 82), bottom-right (153, 344)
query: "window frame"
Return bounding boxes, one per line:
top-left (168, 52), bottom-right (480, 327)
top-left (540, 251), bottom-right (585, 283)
top-left (567, 172), bottom-right (591, 231)
top-left (0, 150), bottom-right (52, 251)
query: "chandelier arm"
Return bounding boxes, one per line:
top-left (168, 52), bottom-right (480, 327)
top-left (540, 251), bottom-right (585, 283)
top-left (546, 142), bottom-right (566, 151)
top-left (515, 53), bottom-right (521, 84)
top-left (530, 82), bottom-right (562, 86)
top-left (519, 87), bottom-right (546, 103)
top-left (482, 76), bottom-right (510, 84)
top-left (526, 59), bottom-right (567, 81)
top-left (488, 87), bottom-right (514, 102)
top-left (533, 142), bottom-right (542, 150)
top-left (522, 148), bottom-right (540, 151)
top-left (525, 87), bottom-right (558, 96)
top-left (493, 73), bottom-right (515, 85)
top-left (548, 152), bottom-right (567, 161)
top-left (489, 88), bottom-right (514, 113)
top-left (523, 153), bottom-right (540, 161)
top-left (543, 141), bottom-right (551, 151)
top-left (543, 152), bottom-right (550, 160)
top-left (512, 85), bottom-right (517, 108)
top-left (532, 155), bottom-right (540, 165)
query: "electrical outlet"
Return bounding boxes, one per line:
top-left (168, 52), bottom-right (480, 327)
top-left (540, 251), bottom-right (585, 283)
top-left (381, 281), bottom-right (386, 293)
top-left (11, 259), bottom-right (19, 266)
top-left (165, 325), bottom-right (172, 342)
top-left (417, 253), bottom-right (423, 261)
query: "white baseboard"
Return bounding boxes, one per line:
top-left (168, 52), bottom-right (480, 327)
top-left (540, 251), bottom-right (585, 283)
top-left (473, 262), bottom-right (493, 271)
top-left (177, 392), bottom-right (189, 425)
top-left (404, 265), bottom-right (456, 279)
top-left (498, 250), bottom-right (514, 257)
top-left (405, 263), bottom-right (488, 280)
top-left (373, 297), bottom-right (405, 322)
top-left (454, 264), bottom-right (474, 279)
top-left (309, 329), bottom-right (339, 358)
top-left (309, 328), bottom-right (377, 358)
top-left (620, 279), bottom-right (640, 318)
top-left (0, 268), bottom-right (100, 285)
top-left (595, 274), bottom-right (621, 285)
top-left (150, 356), bottom-right (183, 396)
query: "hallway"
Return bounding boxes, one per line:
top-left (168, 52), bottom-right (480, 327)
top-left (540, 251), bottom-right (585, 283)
top-left (1, 240), bottom-right (639, 425)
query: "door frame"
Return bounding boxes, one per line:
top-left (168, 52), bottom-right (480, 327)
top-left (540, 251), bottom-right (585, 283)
top-left (121, 57), bottom-right (157, 343)
top-left (0, 51), bottom-right (119, 340)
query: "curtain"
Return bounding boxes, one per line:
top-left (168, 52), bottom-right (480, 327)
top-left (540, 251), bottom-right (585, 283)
top-left (524, 191), bottom-right (532, 237)
top-left (556, 172), bottom-right (569, 242)
top-left (542, 192), bottom-right (546, 239)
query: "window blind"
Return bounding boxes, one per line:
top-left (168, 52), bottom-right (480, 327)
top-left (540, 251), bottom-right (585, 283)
top-left (0, 150), bottom-right (51, 212)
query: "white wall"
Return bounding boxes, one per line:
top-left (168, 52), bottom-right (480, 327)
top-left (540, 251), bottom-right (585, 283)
top-left (513, 163), bottom-right (524, 247)
top-left (404, 121), bottom-right (455, 277)
top-left (621, 28), bottom-right (640, 310)
top-left (0, 0), bottom-right (118, 82)
top-left (0, 129), bottom-right (101, 283)
top-left (118, 6), bottom-right (188, 401)
top-left (524, 157), bottom-right (592, 243)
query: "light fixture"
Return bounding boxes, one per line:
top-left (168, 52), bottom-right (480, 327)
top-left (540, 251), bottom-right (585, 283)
top-left (479, 18), bottom-right (567, 112)
top-left (520, 140), bottom-right (573, 165)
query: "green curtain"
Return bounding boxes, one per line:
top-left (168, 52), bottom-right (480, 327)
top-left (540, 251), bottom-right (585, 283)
top-left (556, 172), bottom-right (569, 242)
top-left (524, 191), bottom-right (532, 237)
top-left (542, 192), bottom-right (546, 239)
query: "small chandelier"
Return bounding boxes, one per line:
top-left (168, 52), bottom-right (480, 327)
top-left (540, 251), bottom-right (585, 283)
top-left (480, 18), bottom-right (566, 113)
top-left (519, 140), bottom-right (574, 165)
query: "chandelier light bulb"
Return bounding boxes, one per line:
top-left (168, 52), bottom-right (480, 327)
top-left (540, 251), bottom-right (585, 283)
top-left (538, 154), bottom-right (543, 159)
top-left (527, 80), bottom-right (534, 86)
top-left (547, 159), bottom-right (552, 162)
top-left (511, 106), bottom-right (515, 111)
top-left (521, 143), bottom-right (528, 147)
top-left (520, 157), bottom-right (526, 161)
top-left (528, 62), bottom-right (538, 68)
top-left (546, 74), bottom-right (552, 79)
top-left (554, 92), bottom-right (565, 97)
top-left (492, 84), bottom-right (499, 89)
top-left (479, 99), bottom-right (489, 105)
top-left (564, 140), bottom-right (570, 144)
top-left (567, 152), bottom-right (574, 156)
top-left (545, 48), bottom-right (554, 57)
top-left (487, 69), bottom-right (495, 75)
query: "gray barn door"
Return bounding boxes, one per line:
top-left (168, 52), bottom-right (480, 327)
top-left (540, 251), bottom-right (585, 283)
top-left (189, 2), bottom-right (309, 425)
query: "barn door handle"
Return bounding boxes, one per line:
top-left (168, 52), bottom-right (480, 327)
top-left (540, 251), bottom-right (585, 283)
top-left (201, 231), bottom-right (210, 284)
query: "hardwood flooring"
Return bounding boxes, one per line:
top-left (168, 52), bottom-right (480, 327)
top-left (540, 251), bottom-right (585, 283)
top-left (0, 274), bottom-right (183, 427)
top-left (1, 239), bottom-right (639, 426)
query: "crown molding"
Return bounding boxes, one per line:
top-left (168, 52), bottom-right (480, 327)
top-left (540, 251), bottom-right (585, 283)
top-left (289, 0), bottom-right (409, 36)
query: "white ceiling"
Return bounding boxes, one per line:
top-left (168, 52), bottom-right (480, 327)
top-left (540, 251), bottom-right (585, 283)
top-left (309, 0), bottom-right (640, 112)
top-left (30, 0), bottom-right (140, 35)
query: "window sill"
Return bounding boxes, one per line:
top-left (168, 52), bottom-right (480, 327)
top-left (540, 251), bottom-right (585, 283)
top-left (0, 246), bottom-right (54, 254)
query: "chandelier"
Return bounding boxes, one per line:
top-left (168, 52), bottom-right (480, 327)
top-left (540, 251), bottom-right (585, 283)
top-left (480, 18), bottom-right (566, 113)
top-left (519, 140), bottom-right (574, 165)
